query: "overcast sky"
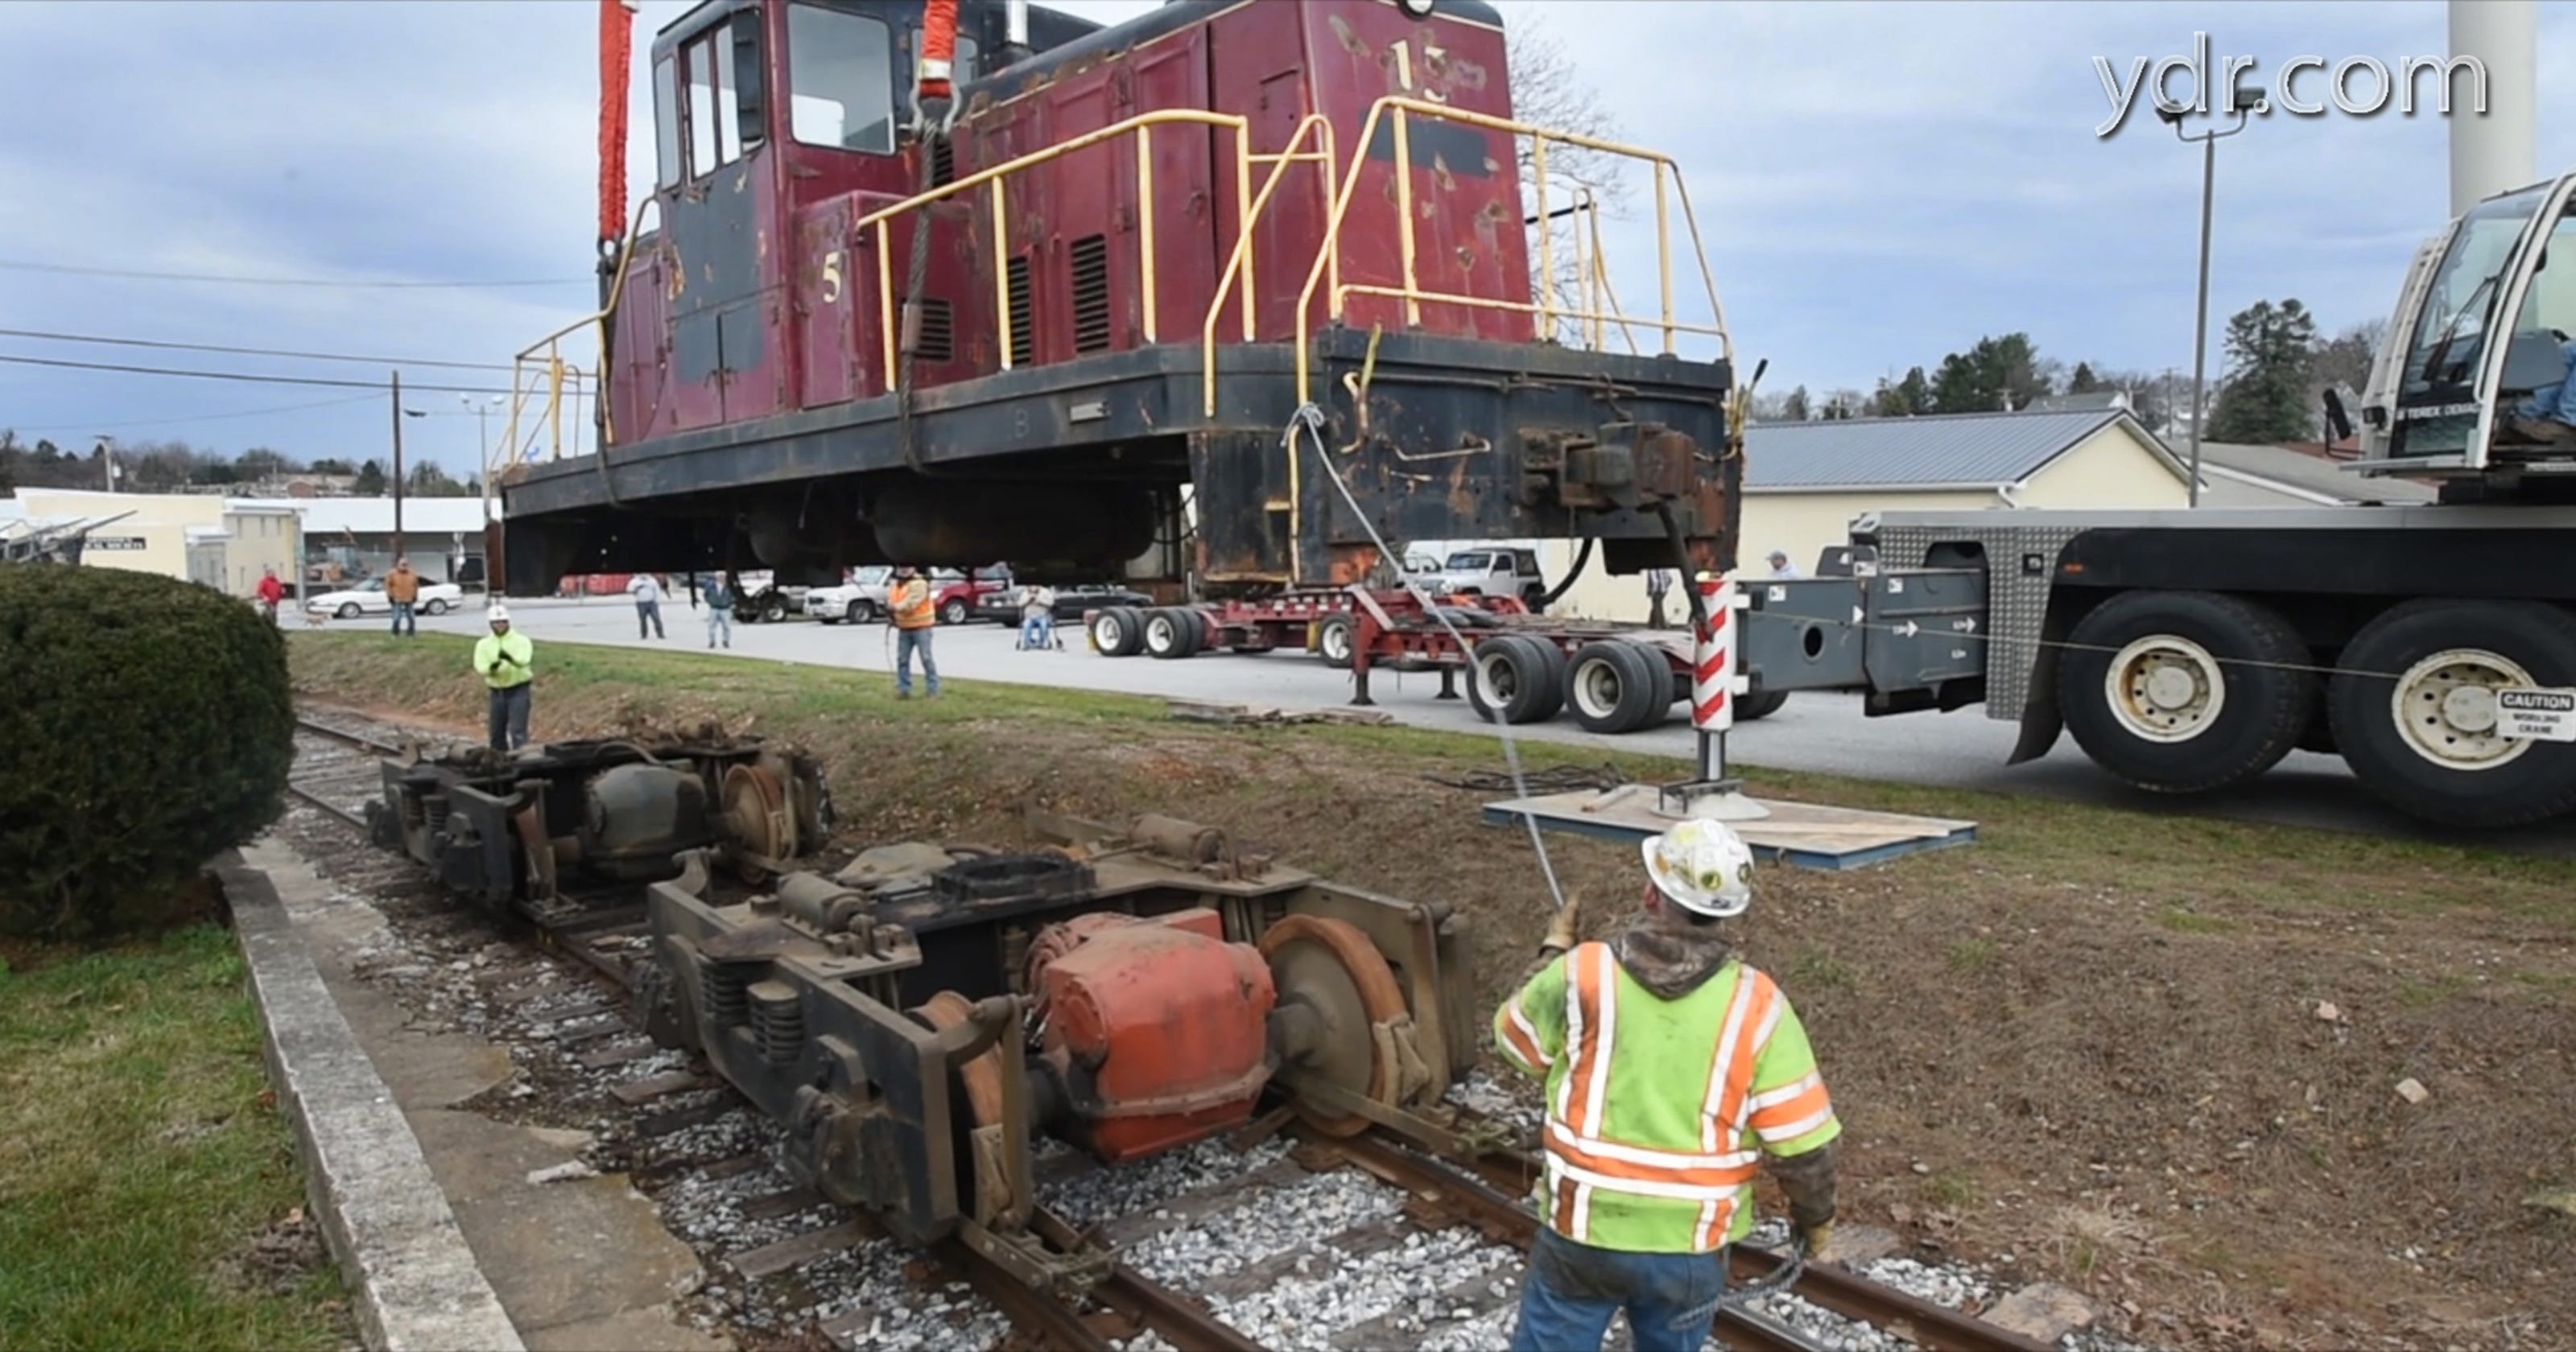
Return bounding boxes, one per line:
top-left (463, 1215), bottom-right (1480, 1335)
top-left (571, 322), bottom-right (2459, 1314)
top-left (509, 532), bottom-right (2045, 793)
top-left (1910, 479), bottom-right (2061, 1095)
top-left (1, 0), bottom-right (2570, 476)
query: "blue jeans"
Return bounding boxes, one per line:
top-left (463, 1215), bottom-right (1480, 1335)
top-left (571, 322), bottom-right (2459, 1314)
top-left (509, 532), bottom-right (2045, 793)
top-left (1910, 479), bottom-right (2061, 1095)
top-left (1020, 613), bottom-right (1055, 648)
top-left (486, 683), bottom-right (531, 752)
top-left (390, 600), bottom-right (415, 637)
top-left (895, 625), bottom-right (939, 695)
top-left (707, 608), bottom-right (733, 648)
top-left (2518, 338), bottom-right (2576, 426)
top-left (1509, 1229), bottom-right (1728, 1352)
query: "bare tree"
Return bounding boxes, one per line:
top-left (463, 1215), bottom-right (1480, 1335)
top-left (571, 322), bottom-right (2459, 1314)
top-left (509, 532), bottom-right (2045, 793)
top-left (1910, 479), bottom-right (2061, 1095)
top-left (1509, 17), bottom-right (1632, 345)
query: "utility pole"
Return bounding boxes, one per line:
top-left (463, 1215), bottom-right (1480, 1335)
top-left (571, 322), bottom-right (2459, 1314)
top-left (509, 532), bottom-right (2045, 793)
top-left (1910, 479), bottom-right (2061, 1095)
top-left (390, 369), bottom-right (407, 562)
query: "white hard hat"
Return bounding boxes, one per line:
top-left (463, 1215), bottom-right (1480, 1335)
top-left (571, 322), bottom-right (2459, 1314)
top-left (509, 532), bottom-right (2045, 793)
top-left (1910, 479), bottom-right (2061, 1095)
top-left (486, 604), bottom-right (511, 624)
top-left (1641, 818), bottom-right (1757, 917)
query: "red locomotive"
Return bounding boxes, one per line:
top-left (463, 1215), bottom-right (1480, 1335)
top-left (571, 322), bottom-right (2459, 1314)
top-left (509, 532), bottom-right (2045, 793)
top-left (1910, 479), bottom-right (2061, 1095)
top-left (497, 0), bottom-right (1743, 600)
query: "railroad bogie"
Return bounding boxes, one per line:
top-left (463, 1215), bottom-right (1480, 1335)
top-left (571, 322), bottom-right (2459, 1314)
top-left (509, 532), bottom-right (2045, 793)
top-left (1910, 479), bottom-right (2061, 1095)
top-left (638, 810), bottom-right (1477, 1284)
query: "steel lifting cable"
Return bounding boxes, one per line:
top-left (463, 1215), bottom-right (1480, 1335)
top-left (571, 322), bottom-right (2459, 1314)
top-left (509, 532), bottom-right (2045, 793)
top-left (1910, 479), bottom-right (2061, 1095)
top-left (899, 0), bottom-right (962, 478)
top-left (1294, 405), bottom-right (1836, 1294)
top-left (1286, 404), bottom-right (1570, 914)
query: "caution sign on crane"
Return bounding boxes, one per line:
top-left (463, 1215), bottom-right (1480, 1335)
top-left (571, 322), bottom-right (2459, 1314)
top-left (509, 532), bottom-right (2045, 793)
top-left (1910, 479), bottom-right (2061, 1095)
top-left (2498, 688), bottom-right (2576, 743)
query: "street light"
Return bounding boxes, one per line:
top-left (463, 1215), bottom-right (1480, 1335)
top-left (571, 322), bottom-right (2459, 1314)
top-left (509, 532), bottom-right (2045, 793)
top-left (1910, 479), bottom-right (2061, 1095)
top-left (2158, 86), bottom-right (2259, 507)
top-left (460, 393), bottom-right (505, 523)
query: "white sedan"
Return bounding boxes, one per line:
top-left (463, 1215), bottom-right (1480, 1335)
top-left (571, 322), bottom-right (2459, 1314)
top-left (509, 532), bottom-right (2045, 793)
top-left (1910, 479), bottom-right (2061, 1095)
top-left (306, 578), bottom-right (465, 620)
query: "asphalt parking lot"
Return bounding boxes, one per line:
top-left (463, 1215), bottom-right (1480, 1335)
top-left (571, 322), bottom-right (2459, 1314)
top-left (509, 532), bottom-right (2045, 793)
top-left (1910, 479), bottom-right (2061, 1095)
top-left (350, 595), bottom-right (2572, 852)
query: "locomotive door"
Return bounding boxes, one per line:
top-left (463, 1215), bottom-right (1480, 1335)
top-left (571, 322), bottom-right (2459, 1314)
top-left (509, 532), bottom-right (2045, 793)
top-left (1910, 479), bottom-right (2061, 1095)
top-left (661, 8), bottom-right (786, 433)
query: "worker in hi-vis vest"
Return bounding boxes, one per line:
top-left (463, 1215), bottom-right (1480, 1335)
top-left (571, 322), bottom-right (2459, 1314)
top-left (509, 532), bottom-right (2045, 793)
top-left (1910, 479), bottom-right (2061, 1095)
top-left (886, 566), bottom-right (941, 699)
top-left (1495, 818), bottom-right (1841, 1352)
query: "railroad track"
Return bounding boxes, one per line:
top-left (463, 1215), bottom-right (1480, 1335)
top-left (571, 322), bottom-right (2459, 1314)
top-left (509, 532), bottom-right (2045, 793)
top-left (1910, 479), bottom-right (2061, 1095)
top-left (280, 707), bottom-right (2075, 1352)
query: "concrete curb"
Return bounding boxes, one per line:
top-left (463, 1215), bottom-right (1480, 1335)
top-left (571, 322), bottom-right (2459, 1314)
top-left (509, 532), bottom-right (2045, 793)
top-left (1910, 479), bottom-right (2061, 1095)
top-left (217, 842), bottom-right (527, 1352)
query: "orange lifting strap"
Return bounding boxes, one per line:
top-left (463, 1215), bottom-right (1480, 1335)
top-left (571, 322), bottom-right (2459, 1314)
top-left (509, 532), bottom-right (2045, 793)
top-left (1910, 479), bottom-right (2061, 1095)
top-left (919, 0), bottom-right (960, 101)
top-left (597, 0), bottom-right (635, 250)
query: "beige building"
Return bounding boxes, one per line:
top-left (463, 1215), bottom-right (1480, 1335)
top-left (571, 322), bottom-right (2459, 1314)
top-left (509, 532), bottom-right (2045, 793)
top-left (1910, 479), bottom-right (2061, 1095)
top-left (9, 488), bottom-right (303, 598)
top-left (1421, 408), bottom-right (2198, 624)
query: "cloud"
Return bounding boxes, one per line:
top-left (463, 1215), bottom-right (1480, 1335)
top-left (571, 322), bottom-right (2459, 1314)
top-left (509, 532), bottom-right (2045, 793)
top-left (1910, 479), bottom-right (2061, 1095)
top-left (0, 0), bottom-right (2567, 470)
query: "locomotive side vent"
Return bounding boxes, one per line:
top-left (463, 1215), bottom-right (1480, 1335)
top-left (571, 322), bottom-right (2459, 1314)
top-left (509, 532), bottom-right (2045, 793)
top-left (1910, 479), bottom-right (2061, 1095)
top-left (917, 298), bottom-right (955, 363)
top-left (1006, 255), bottom-right (1034, 361)
top-left (929, 137), bottom-right (956, 188)
top-left (1071, 234), bottom-right (1112, 353)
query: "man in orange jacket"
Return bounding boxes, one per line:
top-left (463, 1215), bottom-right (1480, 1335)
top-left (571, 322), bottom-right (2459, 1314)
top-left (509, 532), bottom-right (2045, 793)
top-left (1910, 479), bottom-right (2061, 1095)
top-left (887, 566), bottom-right (940, 699)
top-left (385, 557), bottom-right (421, 637)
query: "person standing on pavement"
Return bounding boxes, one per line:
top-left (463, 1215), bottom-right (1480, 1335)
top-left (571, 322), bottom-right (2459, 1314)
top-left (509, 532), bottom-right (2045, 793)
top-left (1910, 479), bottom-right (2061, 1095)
top-left (629, 571), bottom-right (667, 639)
top-left (1644, 568), bottom-right (1674, 629)
top-left (473, 604), bottom-right (535, 752)
top-left (704, 572), bottom-right (735, 649)
top-left (255, 566), bottom-right (285, 621)
top-left (385, 557), bottom-right (421, 637)
top-left (887, 566), bottom-right (940, 698)
top-left (1496, 818), bottom-right (1842, 1352)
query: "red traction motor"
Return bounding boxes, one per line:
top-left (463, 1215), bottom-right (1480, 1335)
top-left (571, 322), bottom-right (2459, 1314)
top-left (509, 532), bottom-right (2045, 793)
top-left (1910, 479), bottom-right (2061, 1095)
top-left (1025, 909), bottom-right (1277, 1162)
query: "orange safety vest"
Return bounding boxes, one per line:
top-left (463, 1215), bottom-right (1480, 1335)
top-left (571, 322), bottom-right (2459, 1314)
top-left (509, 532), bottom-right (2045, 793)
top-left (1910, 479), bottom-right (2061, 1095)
top-left (891, 578), bottom-right (936, 629)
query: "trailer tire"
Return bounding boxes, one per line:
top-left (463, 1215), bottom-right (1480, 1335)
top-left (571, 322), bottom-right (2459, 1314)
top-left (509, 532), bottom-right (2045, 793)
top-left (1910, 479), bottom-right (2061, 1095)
top-left (761, 592), bottom-right (790, 624)
top-left (1315, 613), bottom-right (1356, 669)
top-left (1143, 607), bottom-right (1202, 659)
top-left (1735, 688), bottom-right (1790, 722)
top-left (2327, 598), bottom-right (2576, 827)
top-left (1567, 641), bottom-right (1669, 734)
top-left (1092, 606), bottom-right (1146, 657)
top-left (1466, 634), bottom-right (1566, 725)
top-left (2057, 589), bottom-right (2314, 795)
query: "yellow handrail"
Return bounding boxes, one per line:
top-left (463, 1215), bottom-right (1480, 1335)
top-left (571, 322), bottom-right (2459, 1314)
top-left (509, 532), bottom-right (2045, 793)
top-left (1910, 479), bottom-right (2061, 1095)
top-left (1201, 113), bottom-right (1339, 418)
top-left (1293, 95), bottom-right (1736, 409)
top-left (506, 193), bottom-right (654, 464)
top-left (856, 107), bottom-right (1254, 391)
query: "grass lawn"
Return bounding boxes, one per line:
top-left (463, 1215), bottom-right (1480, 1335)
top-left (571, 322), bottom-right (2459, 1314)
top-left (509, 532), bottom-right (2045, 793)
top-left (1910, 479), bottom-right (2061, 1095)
top-left (294, 630), bottom-right (2576, 1349)
top-left (0, 926), bottom-right (347, 1352)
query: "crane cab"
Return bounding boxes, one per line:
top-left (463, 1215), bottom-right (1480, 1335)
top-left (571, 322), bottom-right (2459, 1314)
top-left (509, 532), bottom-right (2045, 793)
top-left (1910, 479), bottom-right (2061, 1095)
top-left (2357, 172), bottom-right (2576, 489)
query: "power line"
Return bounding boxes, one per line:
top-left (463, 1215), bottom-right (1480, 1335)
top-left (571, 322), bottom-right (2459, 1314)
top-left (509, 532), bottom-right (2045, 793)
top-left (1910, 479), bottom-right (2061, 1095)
top-left (13, 393), bottom-right (383, 436)
top-left (0, 258), bottom-right (589, 289)
top-left (0, 328), bottom-right (516, 373)
top-left (0, 352), bottom-right (592, 400)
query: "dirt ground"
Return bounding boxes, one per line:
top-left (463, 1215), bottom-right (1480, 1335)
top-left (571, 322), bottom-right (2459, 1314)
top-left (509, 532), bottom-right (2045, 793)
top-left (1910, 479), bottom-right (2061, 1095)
top-left (292, 638), bottom-right (2576, 1352)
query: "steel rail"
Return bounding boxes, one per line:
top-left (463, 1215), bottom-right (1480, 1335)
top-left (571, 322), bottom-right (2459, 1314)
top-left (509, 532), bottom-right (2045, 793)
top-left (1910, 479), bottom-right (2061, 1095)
top-left (1333, 1127), bottom-right (2054, 1352)
top-left (932, 1240), bottom-right (1116, 1351)
top-left (284, 781), bottom-right (369, 831)
top-left (294, 715), bottom-right (407, 757)
top-left (1093, 1264), bottom-right (1268, 1352)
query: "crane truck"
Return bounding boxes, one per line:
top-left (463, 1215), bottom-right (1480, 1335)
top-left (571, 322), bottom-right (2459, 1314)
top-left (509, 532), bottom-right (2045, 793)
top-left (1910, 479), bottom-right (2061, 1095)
top-left (1717, 166), bottom-right (2576, 830)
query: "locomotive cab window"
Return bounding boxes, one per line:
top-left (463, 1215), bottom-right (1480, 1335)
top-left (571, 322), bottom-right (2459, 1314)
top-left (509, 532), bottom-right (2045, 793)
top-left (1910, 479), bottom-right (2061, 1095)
top-left (652, 55), bottom-right (679, 187)
top-left (787, 3), bottom-right (897, 154)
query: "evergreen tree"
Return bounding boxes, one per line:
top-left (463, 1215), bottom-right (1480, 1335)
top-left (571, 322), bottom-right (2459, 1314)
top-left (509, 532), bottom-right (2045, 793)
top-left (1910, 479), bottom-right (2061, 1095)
top-left (355, 459), bottom-right (387, 495)
top-left (2207, 299), bottom-right (2319, 443)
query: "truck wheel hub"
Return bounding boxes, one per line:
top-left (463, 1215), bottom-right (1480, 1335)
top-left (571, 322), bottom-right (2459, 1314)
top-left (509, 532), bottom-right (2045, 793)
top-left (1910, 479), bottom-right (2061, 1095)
top-left (2393, 648), bottom-right (2534, 770)
top-left (2107, 637), bottom-right (2223, 742)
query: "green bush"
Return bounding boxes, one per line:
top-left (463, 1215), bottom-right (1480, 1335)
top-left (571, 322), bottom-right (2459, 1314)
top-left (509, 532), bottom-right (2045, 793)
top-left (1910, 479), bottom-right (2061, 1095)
top-left (0, 567), bottom-right (294, 938)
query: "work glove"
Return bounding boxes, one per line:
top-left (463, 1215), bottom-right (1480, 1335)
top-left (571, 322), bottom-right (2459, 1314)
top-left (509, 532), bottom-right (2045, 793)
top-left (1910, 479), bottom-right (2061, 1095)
top-left (1794, 1221), bottom-right (1835, 1262)
top-left (1540, 892), bottom-right (1581, 954)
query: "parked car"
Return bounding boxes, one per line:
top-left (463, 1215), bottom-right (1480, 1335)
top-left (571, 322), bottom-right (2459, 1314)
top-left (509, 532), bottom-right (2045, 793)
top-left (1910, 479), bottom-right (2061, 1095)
top-left (731, 570), bottom-right (809, 624)
top-left (804, 566), bottom-right (895, 624)
top-left (306, 577), bottom-right (465, 620)
top-left (928, 565), bottom-right (1013, 624)
top-left (972, 583), bottom-right (1154, 624)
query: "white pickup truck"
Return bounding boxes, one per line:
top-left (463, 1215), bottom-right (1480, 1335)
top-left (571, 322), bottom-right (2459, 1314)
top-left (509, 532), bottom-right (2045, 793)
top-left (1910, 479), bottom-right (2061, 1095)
top-left (803, 566), bottom-right (894, 624)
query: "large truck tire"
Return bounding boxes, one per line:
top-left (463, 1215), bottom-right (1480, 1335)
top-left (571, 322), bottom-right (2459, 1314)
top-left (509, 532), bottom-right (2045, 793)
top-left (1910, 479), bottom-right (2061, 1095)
top-left (2327, 599), bottom-right (2576, 827)
top-left (1566, 641), bottom-right (1671, 735)
top-left (2057, 589), bottom-right (2316, 794)
top-left (1092, 606), bottom-right (1146, 657)
top-left (1314, 612), bottom-right (1356, 669)
top-left (1465, 634), bottom-right (1566, 725)
top-left (1734, 688), bottom-right (1790, 722)
top-left (1143, 607), bottom-right (1203, 659)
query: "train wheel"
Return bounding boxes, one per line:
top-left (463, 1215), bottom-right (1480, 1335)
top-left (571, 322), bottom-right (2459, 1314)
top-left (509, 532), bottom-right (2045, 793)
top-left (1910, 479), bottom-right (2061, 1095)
top-left (720, 763), bottom-right (795, 884)
top-left (1566, 641), bottom-right (1669, 734)
top-left (1143, 608), bottom-right (1201, 659)
top-left (2057, 590), bottom-right (2314, 794)
top-left (912, 991), bottom-right (1015, 1226)
top-left (1260, 914), bottom-right (1410, 1138)
top-left (1465, 634), bottom-right (1566, 725)
top-left (1092, 606), bottom-right (1146, 657)
top-left (2328, 599), bottom-right (2576, 826)
top-left (1314, 613), bottom-right (1356, 670)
